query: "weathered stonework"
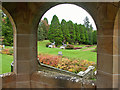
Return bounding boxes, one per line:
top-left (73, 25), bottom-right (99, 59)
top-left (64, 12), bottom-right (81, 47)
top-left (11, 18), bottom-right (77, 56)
top-left (0, 2), bottom-right (120, 89)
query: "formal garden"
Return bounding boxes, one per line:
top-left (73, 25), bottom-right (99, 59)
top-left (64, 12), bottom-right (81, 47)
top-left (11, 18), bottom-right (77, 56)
top-left (0, 40), bottom-right (97, 76)
top-left (0, 11), bottom-right (97, 79)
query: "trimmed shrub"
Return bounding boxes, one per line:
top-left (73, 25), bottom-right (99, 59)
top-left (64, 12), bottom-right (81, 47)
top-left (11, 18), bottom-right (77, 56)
top-left (65, 44), bottom-right (74, 49)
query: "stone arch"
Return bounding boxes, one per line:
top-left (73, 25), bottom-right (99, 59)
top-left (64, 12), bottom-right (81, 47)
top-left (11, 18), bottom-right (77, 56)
top-left (113, 7), bottom-right (120, 88)
top-left (0, 5), bottom-right (17, 74)
top-left (31, 2), bottom-right (98, 72)
top-left (36, 2), bottom-right (98, 70)
top-left (32, 2), bottom-right (119, 88)
top-left (1, 2), bottom-right (120, 88)
top-left (33, 2), bottom-right (98, 31)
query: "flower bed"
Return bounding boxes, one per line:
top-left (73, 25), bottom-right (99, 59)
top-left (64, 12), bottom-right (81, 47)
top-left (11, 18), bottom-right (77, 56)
top-left (74, 47), bottom-right (82, 50)
top-left (0, 48), bottom-right (13, 55)
top-left (38, 54), bottom-right (61, 67)
top-left (38, 53), bottom-right (96, 73)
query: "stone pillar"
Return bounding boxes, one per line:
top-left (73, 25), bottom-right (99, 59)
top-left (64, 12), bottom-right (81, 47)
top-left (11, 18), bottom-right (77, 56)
top-left (118, 8), bottom-right (120, 89)
top-left (97, 3), bottom-right (119, 88)
top-left (113, 8), bottom-right (120, 88)
top-left (12, 3), bottom-right (38, 88)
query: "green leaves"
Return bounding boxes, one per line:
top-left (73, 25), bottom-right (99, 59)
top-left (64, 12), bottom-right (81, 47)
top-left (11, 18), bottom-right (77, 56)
top-left (2, 16), bottom-right (13, 46)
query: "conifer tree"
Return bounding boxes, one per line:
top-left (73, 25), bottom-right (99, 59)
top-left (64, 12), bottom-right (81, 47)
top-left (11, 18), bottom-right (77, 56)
top-left (74, 23), bottom-right (81, 44)
top-left (88, 24), bottom-right (93, 45)
top-left (83, 16), bottom-right (93, 45)
top-left (92, 30), bottom-right (97, 44)
top-left (61, 19), bottom-right (70, 43)
top-left (84, 16), bottom-right (90, 29)
top-left (44, 17), bottom-right (48, 24)
top-left (67, 20), bottom-right (76, 44)
top-left (79, 25), bottom-right (85, 44)
top-left (37, 22), bottom-right (45, 41)
top-left (48, 15), bottom-right (63, 46)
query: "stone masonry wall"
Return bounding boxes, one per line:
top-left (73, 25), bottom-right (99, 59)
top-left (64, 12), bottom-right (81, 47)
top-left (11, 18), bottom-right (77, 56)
top-left (0, 71), bottom-right (96, 89)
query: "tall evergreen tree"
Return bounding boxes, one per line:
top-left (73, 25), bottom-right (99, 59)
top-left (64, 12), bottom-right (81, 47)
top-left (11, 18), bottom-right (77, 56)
top-left (67, 20), bottom-right (76, 44)
top-left (37, 22), bottom-right (45, 41)
top-left (84, 16), bottom-right (94, 45)
top-left (79, 24), bottom-right (85, 44)
top-left (88, 24), bottom-right (93, 45)
top-left (92, 30), bottom-right (97, 44)
top-left (61, 19), bottom-right (70, 43)
top-left (83, 16), bottom-right (90, 29)
top-left (44, 17), bottom-right (48, 24)
top-left (74, 23), bottom-right (81, 44)
top-left (84, 29), bottom-right (89, 44)
top-left (48, 15), bottom-right (63, 46)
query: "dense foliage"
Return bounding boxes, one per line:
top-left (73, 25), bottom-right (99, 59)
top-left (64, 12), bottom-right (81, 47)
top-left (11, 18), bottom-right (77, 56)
top-left (38, 15), bottom-right (97, 45)
top-left (2, 12), bottom-right (97, 46)
top-left (2, 13), bottom-right (13, 46)
top-left (38, 18), bottom-right (49, 41)
top-left (48, 15), bottom-right (63, 46)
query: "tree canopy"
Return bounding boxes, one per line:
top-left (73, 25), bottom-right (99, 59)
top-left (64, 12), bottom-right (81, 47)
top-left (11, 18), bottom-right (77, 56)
top-left (38, 15), bottom-right (97, 45)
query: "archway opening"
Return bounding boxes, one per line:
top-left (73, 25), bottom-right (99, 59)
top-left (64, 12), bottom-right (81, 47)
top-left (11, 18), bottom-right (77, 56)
top-left (0, 8), bottom-right (15, 74)
top-left (37, 3), bottom-right (97, 80)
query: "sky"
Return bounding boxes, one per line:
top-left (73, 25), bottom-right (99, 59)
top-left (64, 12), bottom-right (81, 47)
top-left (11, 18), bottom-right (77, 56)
top-left (41, 4), bottom-right (97, 30)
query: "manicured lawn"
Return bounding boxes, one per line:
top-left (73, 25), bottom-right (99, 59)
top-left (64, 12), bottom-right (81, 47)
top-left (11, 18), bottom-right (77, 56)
top-left (0, 40), bottom-right (97, 74)
top-left (0, 54), bottom-right (13, 74)
top-left (38, 40), bottom-right (97, 62)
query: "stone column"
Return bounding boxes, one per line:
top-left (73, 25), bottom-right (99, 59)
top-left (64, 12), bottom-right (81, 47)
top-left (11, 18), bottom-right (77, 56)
top-left (12, 3), bottom-right (38, 88)
top-left (97, 3), bottom-right (119, 88)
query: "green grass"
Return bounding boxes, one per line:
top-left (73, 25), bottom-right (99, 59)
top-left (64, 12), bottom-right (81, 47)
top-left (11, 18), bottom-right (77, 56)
top-left (0, 40), bottom-right (97, 74)
top-left (0, 54), bottom-right (13, 74)
top-left (38, 40), bottom-right (97, 62)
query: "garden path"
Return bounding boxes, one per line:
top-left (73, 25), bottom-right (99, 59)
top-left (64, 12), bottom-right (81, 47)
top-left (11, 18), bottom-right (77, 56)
top-left (82, 47), bottom-right (95, 51)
